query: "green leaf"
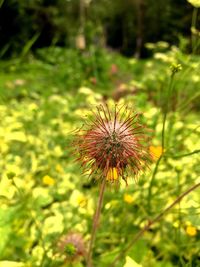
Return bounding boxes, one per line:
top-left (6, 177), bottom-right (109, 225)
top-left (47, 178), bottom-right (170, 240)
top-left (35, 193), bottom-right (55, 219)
top-left (0, 261), bottom-right (25, 267)
top-left (128, 239), bottom-right (148, 263)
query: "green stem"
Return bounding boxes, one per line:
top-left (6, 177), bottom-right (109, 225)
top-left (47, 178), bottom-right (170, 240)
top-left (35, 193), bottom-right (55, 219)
top-left (147, 73), bottom-right (175, 213)
top-left (109, 182), bottom-right (200, 267)
top-left (176, 171), bottom-right (182, 262)
top-left (161, 73), bottom-right (174, 149)
top-left (87, 178), bottom-right (106, 267)
top-left (170, 149), bottom-right (200, 159)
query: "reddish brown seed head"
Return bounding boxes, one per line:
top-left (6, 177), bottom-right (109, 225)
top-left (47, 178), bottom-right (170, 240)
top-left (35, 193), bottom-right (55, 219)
top-left (74, 104), bottom-right (152, 184)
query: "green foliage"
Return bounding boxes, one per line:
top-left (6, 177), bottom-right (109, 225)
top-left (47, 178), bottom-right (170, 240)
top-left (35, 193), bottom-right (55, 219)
top-left (0, 0), bottom-right (197, 57)
top-left (0, 45), bottom-right (200, 266)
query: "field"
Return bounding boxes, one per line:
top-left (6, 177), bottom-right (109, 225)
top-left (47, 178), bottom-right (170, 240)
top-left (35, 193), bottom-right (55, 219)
top-left (0, 44), bottom-right (200, 267)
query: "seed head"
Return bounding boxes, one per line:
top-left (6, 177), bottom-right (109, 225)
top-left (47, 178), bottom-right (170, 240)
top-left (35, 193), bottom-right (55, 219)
top-left (74, 104), bottom-right (152, 185)
top-left (58, 232), bottom-right (86, 262)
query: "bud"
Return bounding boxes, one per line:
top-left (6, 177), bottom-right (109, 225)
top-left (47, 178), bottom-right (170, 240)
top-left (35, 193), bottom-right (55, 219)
top-left (74, 104), bottom-right (152, 185)
top-left (170, 63), bottom-right (182, 75)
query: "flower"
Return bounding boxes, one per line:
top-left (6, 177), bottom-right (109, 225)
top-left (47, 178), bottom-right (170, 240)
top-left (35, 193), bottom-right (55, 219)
top-left (55, 164), bottom-right (63, 173)
top-left (74, 104), bottom-right (152, 184)
top-left (58, 232), bottom-right (86, 262)
top-left (106, 167), bottom-right (118, 181)
top-left (42, 175), bottom-right (55, 186)
top-left (170, 63), bottom-right (182, 75)
top-left (123, 193), bottom-right (134, 204)
top-left (186, 225), bottom-right (197, 236)
top-left (149, 145), bottom-right (163, 160)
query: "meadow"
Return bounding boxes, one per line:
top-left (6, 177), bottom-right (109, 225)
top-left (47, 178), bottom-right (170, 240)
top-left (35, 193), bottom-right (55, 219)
top-left (0, 43), bottom-right (200, 267)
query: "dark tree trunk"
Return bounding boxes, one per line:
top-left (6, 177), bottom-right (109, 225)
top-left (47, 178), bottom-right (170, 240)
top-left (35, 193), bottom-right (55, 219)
top-left (134, 0), bottom-right (145, 58)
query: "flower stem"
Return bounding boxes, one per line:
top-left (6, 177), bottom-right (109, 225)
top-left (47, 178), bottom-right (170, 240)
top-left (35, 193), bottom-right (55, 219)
top-left (109, 182), bottom-right (200, 267)
top-left (87, 178), bottom-right (106, 267)
top-left (170, 149), bottom-right (200, 159)
top-left (147, 73), bottom-right (175, 213)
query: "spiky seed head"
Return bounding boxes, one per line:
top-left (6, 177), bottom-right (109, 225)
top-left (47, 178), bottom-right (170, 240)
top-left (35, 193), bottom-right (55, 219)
top-left (74, 104), bottom-right (152, 185)
top-left (58, 232), bottom-right (86, 262)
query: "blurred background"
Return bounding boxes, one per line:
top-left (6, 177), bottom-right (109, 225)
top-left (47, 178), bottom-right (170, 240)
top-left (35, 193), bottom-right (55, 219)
top-left (0, 1), bottom-right (200, 267)
top-left (0, 0), bottom-right (198, 58)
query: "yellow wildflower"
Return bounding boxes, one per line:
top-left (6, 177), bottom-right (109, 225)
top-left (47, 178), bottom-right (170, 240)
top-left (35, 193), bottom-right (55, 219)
top-left (186, 225), bottom-right (197, 236)
top-left (123, 193), bottom-right (134, 204)
top-left (106, 168), bottom-right (119, 181)
top-left (42, 175), bottom-right (55, 186)
top-left (55, 164), bottom-right (63, 173)
top-left (173, 220), bottom-right (180, 228)
top-left (149, 146), bottom-right (163, 160)
top-left (77, 195), bottom-right (87, 207)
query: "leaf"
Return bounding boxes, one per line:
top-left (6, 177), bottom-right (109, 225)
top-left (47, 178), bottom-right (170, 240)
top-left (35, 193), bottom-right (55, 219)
top-left (32, 187), bottom-right (53, 207)
top-left (6, 132), bottom-right (26, 142)
top-left (128, 239), bottom-right (147, 263)
top-left (123, 256), bottom-right (142, 267)
top-left (0, 226), bottom-right (11, 255)
top-left (0, 261), bottom-right (24, 267)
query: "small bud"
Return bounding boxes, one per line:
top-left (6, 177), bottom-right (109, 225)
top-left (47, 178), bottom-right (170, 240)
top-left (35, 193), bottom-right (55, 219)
top-left (170, 63), bottom-right (182, 75)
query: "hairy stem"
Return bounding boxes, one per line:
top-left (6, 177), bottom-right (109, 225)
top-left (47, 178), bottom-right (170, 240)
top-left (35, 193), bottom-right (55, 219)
top-left (87, 178), bottom-right (106, 267)
top-left (109, 182), bottom-right (200, 267)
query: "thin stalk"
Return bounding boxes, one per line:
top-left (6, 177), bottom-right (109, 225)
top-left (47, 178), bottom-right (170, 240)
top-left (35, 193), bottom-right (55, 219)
top-left (87, 178), bottom-right (106, 267)
top-left (176, 171), bottom-right (182, 263)
top-left (147, 73), bottom-right (175, 213)
top-left (109, 182), bottom-right (200, 267)
top-left (161, 73), bottom-right (175, 150)
top-left (171, 149), bottom-right (200, 159)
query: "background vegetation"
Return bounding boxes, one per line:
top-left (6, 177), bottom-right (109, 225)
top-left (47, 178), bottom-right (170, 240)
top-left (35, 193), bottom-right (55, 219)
top-left (0, 0), bottom-right (199, 267)
top-left (0, 0), bottom-right (199, 57)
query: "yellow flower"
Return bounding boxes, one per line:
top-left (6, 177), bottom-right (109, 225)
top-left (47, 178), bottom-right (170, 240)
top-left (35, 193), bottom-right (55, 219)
top-left (55, 164), bottom-right (63, 173)
top-left (42, 175), bottom-right (55, 186)
top-left (149, 146), bottom-right (163, 160)
top-left (186, 225), bottom-right (197, 236)
top-left (106, 168), bottom-right (119, 181)
top-left (76, 195), bottom-right (87, 207)
top-left (123, 193), bottom-right (134, 204)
